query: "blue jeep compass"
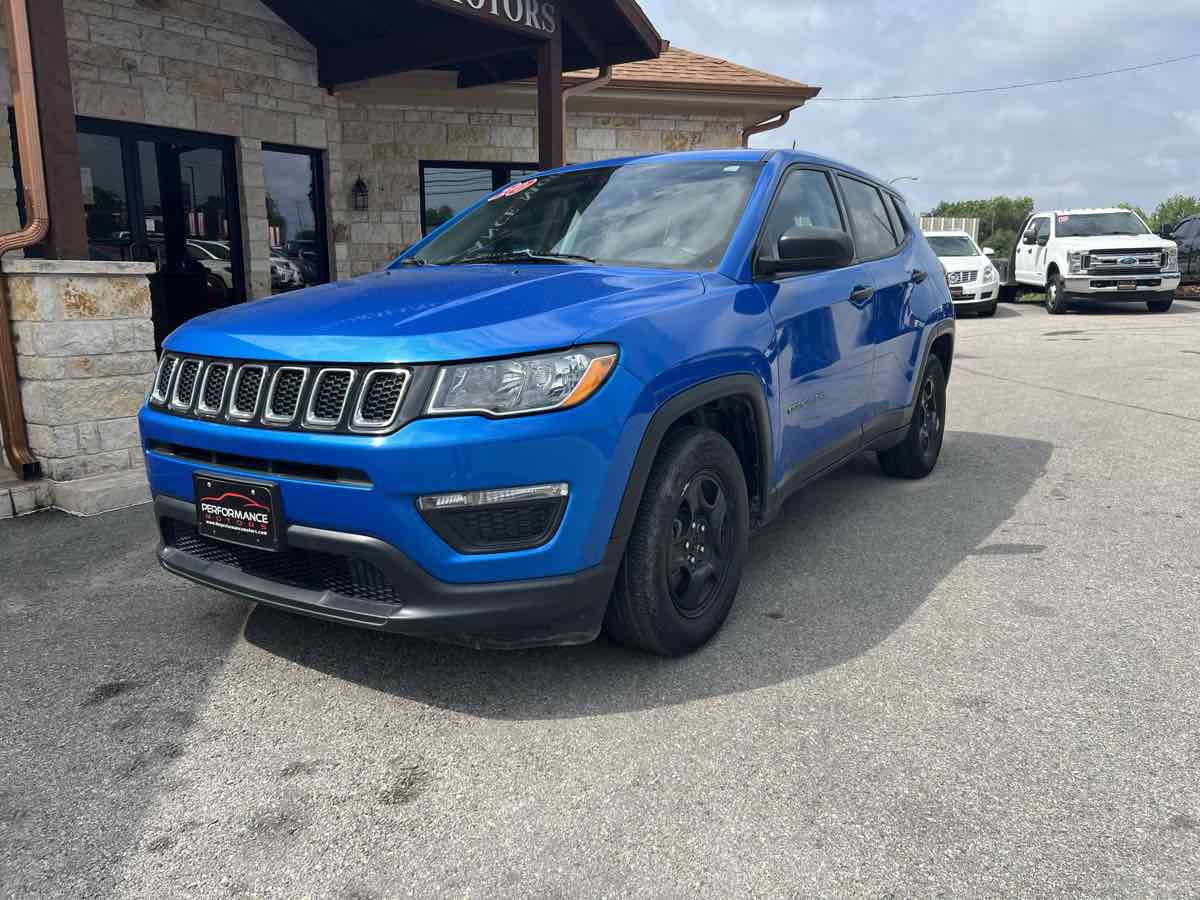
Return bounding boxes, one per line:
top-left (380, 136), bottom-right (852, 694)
top-left (140, 149), bottom-right (954, 656)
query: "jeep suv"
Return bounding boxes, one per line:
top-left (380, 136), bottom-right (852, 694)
top-left (139, 150), bottom-right (955, 656)
top-left (1009, 208), bottom-right (1181, 313)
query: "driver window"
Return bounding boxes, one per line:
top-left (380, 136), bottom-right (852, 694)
top-left (759, 169), bottom-right (844, 263)
top-left (1036, 219), bottom-right (1051, 241)
top-left (1023, 219), bottom-right (1041, 243)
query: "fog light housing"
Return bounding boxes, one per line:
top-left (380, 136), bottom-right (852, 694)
top-left (418, 483), bottom-right (569, 553)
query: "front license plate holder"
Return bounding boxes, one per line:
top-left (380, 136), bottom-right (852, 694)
top-left (1118, 280), bottom-right (1137, 291)
top-left (193, 473), bottom-right (284, 551)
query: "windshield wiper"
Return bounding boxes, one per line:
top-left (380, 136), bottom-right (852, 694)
top-left (397, 257), bottom-right (428, 267)
top-left (447, 249), bottom-right (597, 265)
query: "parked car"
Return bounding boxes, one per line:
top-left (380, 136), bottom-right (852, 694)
top-left (270, 252), bottom-right (303, 292)
top-left (1002, 208), bottom-right (1180, 314)
top-left (925, 230), bottom-right (1000, 317)
top-left (186, 239), bottom-right (234, 293)
top-left (139, 150), bottom-right (955, 656)
top-left (1164, 215), bottom-right (1200, 285)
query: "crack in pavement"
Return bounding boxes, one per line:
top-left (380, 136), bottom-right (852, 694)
top-left (955, 365), bottom-right (1200, 425)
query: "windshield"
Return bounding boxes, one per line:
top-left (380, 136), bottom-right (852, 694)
top-left (927, 235), bottom-right (980, 257)
top-left (1056, 212), bottom-right (1149, 238)
top-left (409, 161), bottom-right (764, 271)
top-left (189, 240), bottom-right (232, 260)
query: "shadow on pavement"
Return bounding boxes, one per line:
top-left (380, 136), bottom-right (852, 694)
top-left (245, 430), bottom-right (1053, 720)
top-left (0, 505), bottom-right (250, 895)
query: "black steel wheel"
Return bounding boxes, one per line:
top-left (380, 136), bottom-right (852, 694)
top-left (604, 427), bottom-right (749, 656)
top-left (878, 355), bottom-right (947, 479)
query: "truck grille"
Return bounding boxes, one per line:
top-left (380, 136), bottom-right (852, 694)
top-left (1086, 249), bottom-right (1165, 274)
top-left (149, 354), bottom-right (412, 435)
top-left (164, 520), bottom-right (402, 605)
top-left (947, 269), bottom-right (978, 286)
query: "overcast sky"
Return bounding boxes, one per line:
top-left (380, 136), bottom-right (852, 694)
top-left (637, 0), bottom-right (1200, 216)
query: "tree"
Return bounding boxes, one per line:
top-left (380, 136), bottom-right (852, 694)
top-left (927, 196), bottom-right (1034, 260)
top-left (1152, 194), bottom-right (1200, 231)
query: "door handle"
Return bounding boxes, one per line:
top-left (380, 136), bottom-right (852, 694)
top-left (849, 285), bottom-right (874, 305)
top-left (910, 270), bottom-right (929, 284)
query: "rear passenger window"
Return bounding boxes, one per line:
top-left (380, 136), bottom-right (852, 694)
top-left (758, 168), bottom-right (845, 262)
top-left (886, 195), bottom-right (909, 241)
top-left (838, 176), bottom-right (899, 259)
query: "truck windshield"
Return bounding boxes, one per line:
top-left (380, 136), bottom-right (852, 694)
top-left (1056, 212), bottom-right (1149, 238)
top-left (407, 161), bottom-right (764, 271)
top-left (927, 235), bottom-right (979, 257)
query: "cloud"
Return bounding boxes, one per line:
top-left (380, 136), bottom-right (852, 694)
top-left (638, 0), bottom-right (1200, 212)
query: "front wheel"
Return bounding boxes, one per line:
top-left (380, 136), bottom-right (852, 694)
top-left (1147, 297), bottom-right (1173, 313)
top-left (878, 356), bottom-right (947, 479)
top-left (1045, 273), bottom-right (1071, 314)
top-left (604, 427), bottom-right (749, 656)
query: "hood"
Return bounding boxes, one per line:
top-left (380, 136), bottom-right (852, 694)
top-left (164, 265), bottom-right (703, 363)
top-left (936, 254), bottom-right (991, 271)
top-left (1052, 234), bottom-right (1172, 252)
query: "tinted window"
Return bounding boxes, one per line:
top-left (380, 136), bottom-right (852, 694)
top-left (838, 176), bottom-right (898, 259)
top-left (1056, 211), bottom-right (1148, 238)
top-left (759, 168), bottom-right (844, 262)
top-left (1036, 218), bottom-right (1051, 240)
top-left (886, 195), bottom-right (908, 240)
top-left (263, 146), bottom-right (329, 290)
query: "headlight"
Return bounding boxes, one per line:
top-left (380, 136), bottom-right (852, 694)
top-left (1165, 246), bottom-right (1178, 271)
top-left (982, 265), bottom-right (997, 283)
top-left (1068, 251), bottom-right (1084, 274)
top-left (427, 345), bottom-right (618, 417)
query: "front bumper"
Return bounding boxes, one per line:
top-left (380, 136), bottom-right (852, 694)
top-left (1064, 272), bottom-right (1181, 299)
top-left (156, 496), bottom-right (618, 648)
top-left (950, 283), bottom-right (998, 307)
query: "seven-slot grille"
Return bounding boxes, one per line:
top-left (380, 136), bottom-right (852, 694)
top-left (149, 354), bottom-right (411, 435)
top-left (946, 269), bottom-right (978, 286)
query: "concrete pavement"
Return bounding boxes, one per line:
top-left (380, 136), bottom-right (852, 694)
top-left (2, 299), bottom-right (1199, 898)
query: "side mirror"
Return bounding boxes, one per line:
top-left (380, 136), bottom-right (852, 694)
top-left (760, 227), bottom-right (855, 277)
top-left (1036, 235), bottom-right (1050, 247)
top-left (982, 247), bottom-right (995, 256)
top-left (1022, 234), bottom-right (1036, 245)
top-left (1159, 224), bottom-right (1176, 239)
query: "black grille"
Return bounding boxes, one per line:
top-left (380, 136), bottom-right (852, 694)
top-left (269, 370), bottom-right (305, 419)
top-left (165, 521), bottom-right (402, 605)
top-left (233, 368), bottom-right (265, 414)
top-left (175, 360), bottom-right (201, 405)
top-left (422, 498), bottom-right (565, 552)
top-left (202, 365), bottom-right (230, 410)
top-left (311, 371), bottom-right (353, 422)
top-left (156, 356), bottom-right (177, 398)
top-left (359, 372), bottom-right (406, 424)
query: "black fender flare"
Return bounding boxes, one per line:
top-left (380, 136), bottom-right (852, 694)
top-left (608, 374), bottom-right (773, 548)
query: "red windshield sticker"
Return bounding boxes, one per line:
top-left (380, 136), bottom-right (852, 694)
top-left (490, 178), bottom-right (537, 201)
top-left (1057, 215), bottom-right (1070, 223)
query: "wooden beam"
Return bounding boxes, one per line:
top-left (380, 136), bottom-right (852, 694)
top-left (26, 0), bottom-right (87, 259)
top-left (537, 28), bottom-right (564, 169)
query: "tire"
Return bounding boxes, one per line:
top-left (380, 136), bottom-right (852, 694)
top-left (978, 302), bottom-right (998, 318)
top-left (878, 355), bottom-right (947, 479)
top-left (604, 426), bottom-right (750, 656)
top-left (1147, 297), bottom-right (1173, 313)
top-left (1045, 272), bottom-right (1071, 314)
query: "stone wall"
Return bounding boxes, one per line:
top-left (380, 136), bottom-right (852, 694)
top-left (4, 259), bottom-right (156, 489)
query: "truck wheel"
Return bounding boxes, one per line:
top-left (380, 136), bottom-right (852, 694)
top-left (1147, 297), bottom-right (1173, 313)
top-left (878, 356), bottom-right (946, 479)
top-left (1045, 274), bottom-right (1070, 314)
top-left (604, 426), bottom-right (749, 656)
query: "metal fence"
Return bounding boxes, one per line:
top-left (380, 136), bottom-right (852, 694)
top-left (920, 217), bottom-right (980, 241)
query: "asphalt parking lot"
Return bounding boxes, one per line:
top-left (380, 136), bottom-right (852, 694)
top-left (3, 299), bottom-right (1200, 898)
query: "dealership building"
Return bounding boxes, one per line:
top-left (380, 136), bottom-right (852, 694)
top-left (0, 0), bottom-right (818, 517)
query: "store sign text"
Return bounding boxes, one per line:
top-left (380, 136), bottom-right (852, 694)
top-left (434, 0), bottom-right (559, 35)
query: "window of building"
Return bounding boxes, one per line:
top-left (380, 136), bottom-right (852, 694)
top-left (420, 161), bottom-right (538, 235)
top-left (263, 145), bottom-right (330, 294)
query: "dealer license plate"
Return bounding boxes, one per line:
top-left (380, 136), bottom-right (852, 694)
top-left (194, 473), bottom-right (283, 550)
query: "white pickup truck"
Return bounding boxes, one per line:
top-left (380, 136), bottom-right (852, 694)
top-left (1005, 208), bottom-right (1181, 314)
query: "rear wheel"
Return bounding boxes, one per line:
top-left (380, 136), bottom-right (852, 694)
top-left (604, 427), bottom-right (749, 656)
top-left (1045, 273), bottom-right (1070, 314)
top-left (878, 356), bottom-right (947, 479)
top-left (1147, 297), bottom-right (1173, 313)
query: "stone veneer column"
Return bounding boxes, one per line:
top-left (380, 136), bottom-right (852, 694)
top-left (3, 258), bottom-right (157, 515)
top-left (237, 138), bottom-right (273, 300)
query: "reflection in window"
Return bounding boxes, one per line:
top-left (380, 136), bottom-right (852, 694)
top-left (78, 132), bottom-right (129, 261)
top-left (421, 161), bottom-right (538, 235)
top-left (264, 147), bottom-right (329, 294)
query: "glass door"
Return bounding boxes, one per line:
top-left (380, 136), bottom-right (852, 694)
top-left (75, 118), bottom-right (245, 351)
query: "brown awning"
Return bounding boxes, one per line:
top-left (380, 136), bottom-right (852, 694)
top-left (259, 0), bottom-right (664, 90)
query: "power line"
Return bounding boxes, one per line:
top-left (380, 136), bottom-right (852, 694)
top-left (812, 51), bottom-right (1200, 102)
